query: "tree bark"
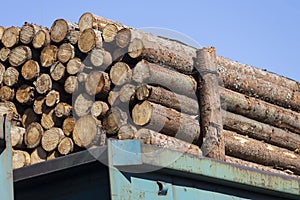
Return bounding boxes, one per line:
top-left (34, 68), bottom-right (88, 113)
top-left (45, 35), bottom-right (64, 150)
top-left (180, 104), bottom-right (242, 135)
top-left (0, 86), bottom-right (14, 101)
top-left (64, 76), bottom-right (78, 94)
top-left (133, 60), bottom-right (197, 97)
top-left (66, 57), bottom-right (84, 75)
top-left (57, 43), bottom-right (75, 63)
top-left (116, 28), bottom-right (131, 48)
top-left (62, 117), bottom-right (75, 136)
top-left (3, 67), bottom-right (19, 86)
top-left (0, 47), bottom-right (10, 62)
top-left (1, 26), bottom-right (20, 48)
top-left (20, 23), bottom-right (41, 44)
top-left (58, 137), bottom-right (74, 155)
top-left (16, 85), bottom-right (35, 104)
top-left (136, 84), bottom-right (199, 115)
top-left (103, 107), bottom-right (128, 135)
top-left (34, 74), bottom-right (52, 94)
top-left (40, 45), bottom-right (58, 67)
top-left (55, 102), bottom-right (72, 118)
top-left (45, 90), bottom-right (60, 107)
top-left (50, 61), bottom-right (65, 82)
top-left (78, 28), bottom-right (102, 53)
top-left (224, 130), bottom-right (300, 175)
top-left (30, 146), bottom-right (47, 165)
top-left (24, 122), bottom-right (44, 149)
top-left (50, 19), bottom-right (78, 43)
top-left (74, 93), bottom-right (93, 117)
top-left (21, 60), bottom-right (40, 80)
top-left (132, 101), bottom-right (200, 144)
top-left (32, 28), bottom-right (51, 49)
top-left (9, 45), bottom-right (32, 67)
top-left (41, 127), bottom-right (65, 152)
top-left (12, 150), bottom-right (30, 169)
top-left (85, 71), bottom-right (111, 98)
top-left (91, 101), bottom-right (109, 119)
top-left (110, 62), bottom-right (132, 86)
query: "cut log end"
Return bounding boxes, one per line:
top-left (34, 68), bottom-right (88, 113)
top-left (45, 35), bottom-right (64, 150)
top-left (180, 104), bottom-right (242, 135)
top-left (128, 38), bottom-right (143, 58)
top-left (58, 137), bottom-right (74, 155)
top-left (78, 28), bottom-right (102, 53)
top-left (21, 60), bottom-right (40, 80)
top-left (62, 117), bottom-right (75, 136)
top-left (25, 122), bottom-right (44, 149)
top-left (110, 62), bottom-right (132, 86)
top-left (40, 45), bottom-right (58, 67)
top-left (116, 28), bottom-right (131, 48)
top-left (102, 24), bottom-right (118, 43)
top-left (41, 127), bottom-right (64, 152)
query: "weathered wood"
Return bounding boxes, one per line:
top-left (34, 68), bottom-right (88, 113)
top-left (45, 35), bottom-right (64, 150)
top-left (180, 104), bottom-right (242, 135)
top-left (34, 74), bottom-right (52, 94)
top-left (41, 127), bottom-right (64, 152)
top-left (21, 108), bottom-right (37, 128)
top-left (103, 107), bottom-right (128, 135)
top-left (64, 76), bottom-right (78, 94)
top-left (62, 117), bottom-right (75, 136)
top-left (116, 28), bottom-right (131, 48)
top-left (74, 93), bottom-right (93, 117)
top-left (89, 48), bottom-right (112, 68)
top-left (55, 102), bottom-right (72, 118)
top-left (66, 30), bottom-right (80, 45)
top-left (78, 28), bottom-right (103, 53)
top-left (133, 59), bottom-right (197, 97)
top-left (57, 43), bottom-right (75, 63)
top-left (12, 150), bottom-right (30, 169)
top-left (77, 72), bottom-right (88, 83)
top-left (11, 126), bottom-right (25, 148)
top-left (221, 88), bottom-right (300, 134)
top-left (3, 67), bottom-right (19, 87)
top-left (20, 23), bottom-right (41, 44)
top-left (117, 124), bottom-right (137, 140)
top-left (91, 101), bottom-right (109, 119)
top-left (0, 63), bottom-right (4, 84)
top-left (73, 115), bottom-right (101, 147)
top-left (32, 28), bottom-right (51, 49)
top-left (41, 109), bottom-right (57, 130)
top-left (58, 137), bottom-right (74, 155)
top-left (102, 24), bottom-right (118, 43)
top-left (0, 26), bottom-right (5, 41)
top-left (21, 60), bottom-right (40, 80)
top-left (85, 71), bottom-right (111, 98)
top-left (9, 45), bottom-right (32, 67)
top-left (119, 84), bottom-right (136, 103)
top-left (50, 19), bottom-right (78, 43)
top-left (45, 90), bottom-right (60, 107)
top-left (0, 86), bottom-right (14, 101)
top-left (0, 102), bottom-right (20, 122)
top-left (107, 90), bottom-right (120, 106)
top-left (1, 26), bottom-right (20, 48)
top-left (196, 47), bottom-right (224, 159)
top-left (223, 110), bottom-right (300, 152)
top-left (24, 122), bottom-right (44, 149)
top-left (128, 29), bottom-right (196, 73)
top-left (66, 57), bottom-right (84, 75)
top-left (40, 45), bottom-right (58, 67)
top-left (132, 101), bottom-right (200, 144)
top-left (136, 85), bottom-right (199, 115)
top-left (50, 61), bottom-right (65, 82)
top-left (16, 85), bottom-right (35, 104)
top-left (224, 130), bottom-right (300, 175)
top-left (110, 62), bottom-right (132, 86)
top-left (30, 146), bottom-right (47, 165)
top-left (33, 96), bottom-right (45, 115)
top-left (0, 47), bottom-right (10, 62)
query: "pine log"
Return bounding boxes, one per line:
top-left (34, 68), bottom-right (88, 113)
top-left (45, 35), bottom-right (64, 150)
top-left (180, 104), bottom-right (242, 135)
top-left (47, 151), bottom-right (60, 161)
top-left (0, 26), bottom-right (5, 41)
top-left (45, 90), bottom-right (60, 107)
top-left (32, 28), bottom-right (51, 49)
top-left (85, 71), bottom-right (111, 98)
top-left (102, 24), bottom-right (118, 43)
top-left (132, 101), bottom-right (200, 144)
top-left (133, 59), bottom-right (197, 97)
top-left (57, 137), bottom-right (74, 155)
top-left (1, 26), bottom-right (20, 48)
top-left (62, 117), bottom-right (75, 136)
top-left (21, 108), bottom-right (38, 128)
top-left (55, 102), bottom-right (72, 118)
top-left (66, 57), bottom-right (84, 75)
top-left (0, 47), bottom-right (10, 62)
top-left (3, 67), bottom-right (19, 87)
top-left (50, 61), bottom-right (65, 82)
top-left (77, 72), bottom-right (88, 83)
top-left (57, 43), bottom-right (75, 63)
top-left (91, 101), bottom-right (109, 119)
top-left (11, 126), bottom-right (25, 148)
top-left (34, 74), bottom-right (52, 94)
top-left (73, 115), bottom-right (101, 147)
top-left (16, 85), bottom-right (35, 104)
top-left (30, 146), bottom-right (47, 165)
top-left (40, 45), bottom-right (58, 67)
top-left (116, 28), bottom-right (131, 48)
top-left (20, 23), bottom-right (41, 44)
top-left (50, 19), bottom-right (78, 43)
top-left (119, 84), bottom-right (136, 103)
top-left (41, 127), bottom-right (64, 152)
top-left (103, 107), bottom-right (128, 135)
top-left (24, 122), bottom-right (44, 148)
top-left (224, 130), bottom-right (300, 175)
top-left (74, 93), bottom-right (93, 117)
top-left (223, 110), bottom-right (300, 152)
top-left (41, 109), bottom-right (57, 130)
top-left (128, 30), bottom-right (196, 73)
top-left (221, 88), bottom-right (300, 134)
top-left (64, 76), bottom-right (78, 94)
top-left (33, 96), bottom-right (46, 115)
top-left (89, 48), bottom-right (112, 68)
top-left (12, 150), bottom-right (30, 169)
top-left (21, 60), bottom-right (40, 80)
top-left (136, 85), bottom-right (199, 115)
top-left (110, 62), bottom-right (132, 86)
top-left (78, 28), bottom-right (102, 53)
top-left (108, 90), bottom-right (120, 106)
top-left (66, 30), bottom-right (80, 45)
top-left (0, 86), bottom-right (14, 101)
top-left (9, 45), bottom-right (32, 67)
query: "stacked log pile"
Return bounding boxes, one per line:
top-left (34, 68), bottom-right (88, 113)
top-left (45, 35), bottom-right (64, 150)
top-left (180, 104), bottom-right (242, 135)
top-left (1, 13), bottom-right (299, 177)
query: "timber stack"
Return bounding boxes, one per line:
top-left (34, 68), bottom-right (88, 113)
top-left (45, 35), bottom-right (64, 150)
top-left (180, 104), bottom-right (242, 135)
top-left (0, 13), bottom-right (300, 178)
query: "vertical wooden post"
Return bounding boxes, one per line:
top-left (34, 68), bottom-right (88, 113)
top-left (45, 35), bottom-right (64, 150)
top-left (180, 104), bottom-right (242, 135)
top-left (196, 47), bottom-right (225, 160)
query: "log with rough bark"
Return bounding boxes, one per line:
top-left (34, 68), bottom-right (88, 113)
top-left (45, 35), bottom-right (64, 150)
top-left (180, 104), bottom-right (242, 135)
top-left (50, 61), bottom-right (65, 82)
top-left (41, 127), bottom-right (65, 152)
top-left (223, 110), bottom-right (300, 152)
top-left (78, 28), bottom-right (102, 53)
top-left (40, 45), bottom-right (58, 67)
top-left (11, 126), bottom-right (26, 148)
top-left (222, 88), bottom-right (300, 134)
top-left (3, 67), bottom-right (19, 87)
top-left (34, 74), bottom-right (52, 94)
top-left (12, 150), bottom-right (30, 169)
top-left (132, 101), bottom-right (200, 144)
top-left (119, 84), bottom-right (136, 103)
top-left (20, 23), bottom-right (41, 44)
top-left (91, 101), bottom-right (109, 119)
top-left (136, 85), bottom-right (199, 115)
top-left (32, 28), bottom-right (51, 49)
top-left (16, 85), bottom-right (35, 104)
top-left (196, 47), bottom-right (224, 159)
top-left (57, 43), bottom-right (75, 63)
top-left (89, 48), bottom-right (112, 68)
top-left (24, 122), bottom-right (44, 149)
top-left (62, 117), bottom-right (75, 136)
top-left (55, 102), bottom-right (72, 118)
top-left (45, 90), bottom-right (60, 107)
top-left (110, 62), bottom-right (132, 86)
top-left (133, 60), bottom-right (197, 97)
top-left (41, 109), bottom-right (57, 130)
top-left (74, 93), bottom-right (93, 117)
top-left (9, 45), bottom-right (32, 67)
top-left (1, 26), bottom-right (20, 48)
top-left (33, 96), bottom-right (45, 115)
top-left (21, 60), bottom-right (40, 80)
top-left (66, 57), bottom-right (84, 75)
top-left (64, 76), bottom-right (78, 94)
top-left (116, 28), bottom-right (131, 48)
top-left (103, 107), bottom-right (128, 135)
top-left (102, 24), bottom-right (118, 43)
top-left (30, 146), bottom-right (47, 165)
top-left (21, 108), bottom-right (37, 128)
top-left (50, 19), bottom-right (78, 43)
top-left (0, 86), bottom-right (14, 101)
top-left (224, 130), bottom-right (300, 175)
top-left (0, 47), bottom-right (10, 62)
top-left (128, 30), bottom-right (196, 73)
top-left (58, 137), bottom-right (74, 155)
top-left (85, 71), bottom-right (111, 98)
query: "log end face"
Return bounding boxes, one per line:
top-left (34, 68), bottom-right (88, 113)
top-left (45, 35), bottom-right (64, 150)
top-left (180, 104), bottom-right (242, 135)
top-left (132, 101), bottom-right (152, 126)
top-left (128, 38), bottom-right (143, 58)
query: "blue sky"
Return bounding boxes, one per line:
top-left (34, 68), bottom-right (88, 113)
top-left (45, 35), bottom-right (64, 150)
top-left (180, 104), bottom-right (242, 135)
top-left (1, 0), bottom-right (299, 81)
